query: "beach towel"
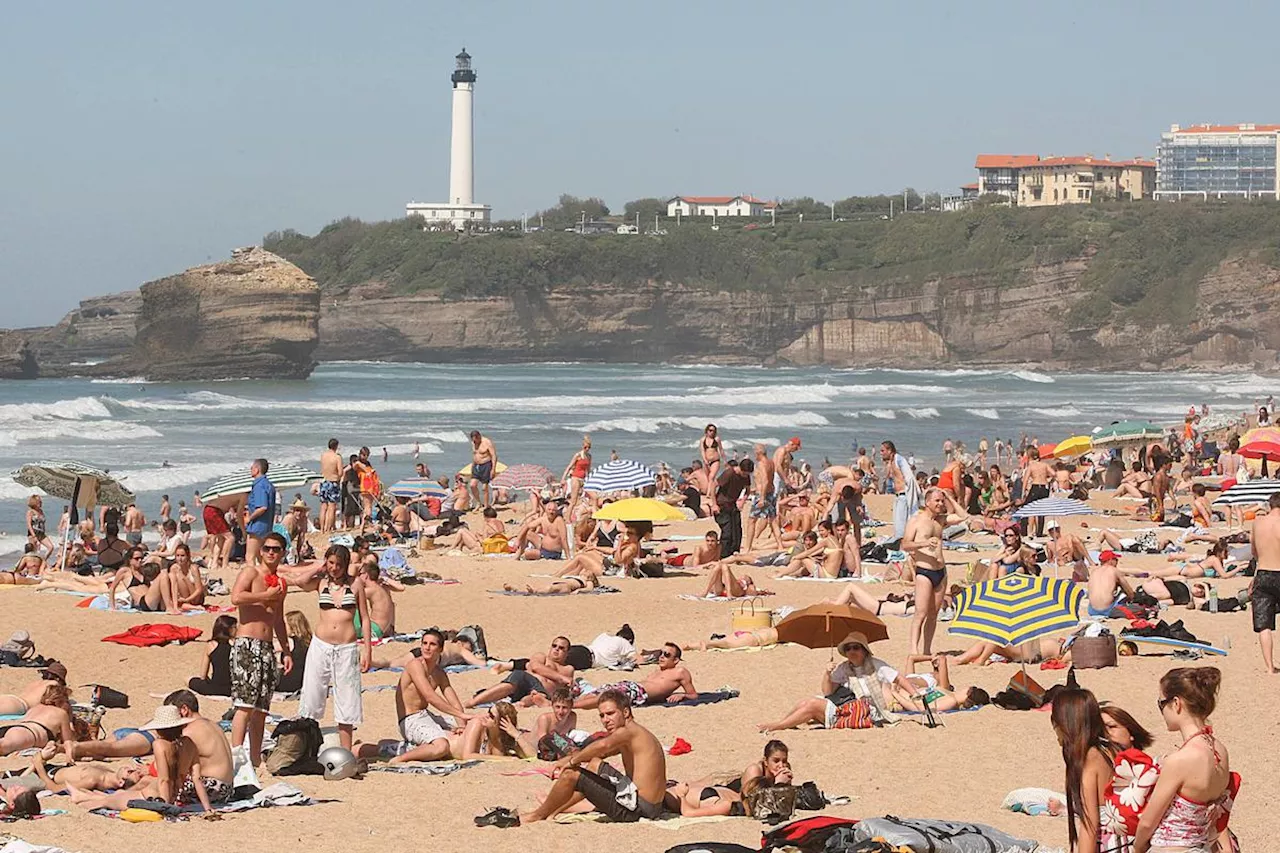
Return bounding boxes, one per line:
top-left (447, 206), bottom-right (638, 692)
top-left (488, 586), bottom-right (620, 596)
top-left (553, 812), bottom-right (738, 829)
top-left (677, 594), bottom-right (755, 602)
top-left (655, 689), bottom-right (741, 708)
top-left (101, 624), bottom-right (202, 647)
top-left (1001, 787), bottom-right (1066, 817)
top-left (378, 548), bottom-right (409, 571)
top-left (367, 760), bottom-right (480, 776)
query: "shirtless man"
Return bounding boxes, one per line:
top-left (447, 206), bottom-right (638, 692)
top-left (1086, 550), bottom-right (1136, 619)
top-left (1150, 454), bottom-right (1172, 523)
top-left (0, 663), bottom-right (68, 718)
top-left (685, 530), bottom-right (722, 568)
top-left (467, 638), bottom-right (575, 708)
top-left (574, 643), bottom-right (697, 709)
top-left (903, 488), bottom-right (963, 655)
top-left (357, 562), bottom-right (397, 639)
top-left (24, 742), bottom-right (146, 794)
top-left (123, 503), bottom-right (146, 547)
top-left (772, 437), bottom-right (801, 491)
top-left (468, 430), bottom-right (499, 508)
top-left (376, 630), bottom-right (473, 762)
top-left (1021, 448), bottom-right (1054, 536)
top-left (228, 530), bottom-right (293, 767)
top-left (517, 501), bottom-right (570, 561)
top-left (1046, 520), bottom-right (1095, 583)
top-left (1251, 492), bottom-right (1280, 673)
top-left (745, 444), bottom-right (782, 552)
top-left (319, 438), bottom-right (342, 533)
top-left (855, 448), bottom-right (878, 492)
top-left (493, 689), bottom-right (667, 826)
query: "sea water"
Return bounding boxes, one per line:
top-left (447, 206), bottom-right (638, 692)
top-left (1, 362), bottom-right (1275, 555)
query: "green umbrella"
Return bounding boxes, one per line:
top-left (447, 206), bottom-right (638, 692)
top-left (1092, 420), bottom-right (1164, 448)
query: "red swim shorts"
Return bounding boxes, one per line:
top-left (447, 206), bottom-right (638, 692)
top-left (203, 504), bottom-right (230, 535)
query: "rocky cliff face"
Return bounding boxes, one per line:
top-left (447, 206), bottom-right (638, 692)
top-left (0, 335), bottom-right (38, 379)
top-left (131, 247), bottom-right (319, 380)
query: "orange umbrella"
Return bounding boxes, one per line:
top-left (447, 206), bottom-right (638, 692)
top-left (774, 603), bottom-right (888, 649)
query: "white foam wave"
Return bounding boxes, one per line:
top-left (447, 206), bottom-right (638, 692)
top-left (88, 377), bottom-right (149, 384)
top-left (0, 396), bottom-right (113, 423)
top-left (578, 412), bottom-right (829, 433)
top-left (905, 408), bottom-right (939, 419)
top-left (0, 483), bottom-right (42, 501)
top-left (844, 409), bottom-right (897, 420)
top-left (1008, 370), bottom-right (1055, 384)
top-left (115, 460), bottom-right (243, 493)
top-left (1040, 405), bottom-right (1083, 418)
top-left (0, 421), bottom-right (162, 444)
top-left (965, 408), bottom-right (1001, 420)
top-left (1194, 374), bottom-right (1280, 397)
top-left (422, 431), bottom-right (471, 444)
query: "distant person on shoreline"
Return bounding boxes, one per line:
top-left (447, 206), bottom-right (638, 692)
top-left (319, 438), bottom-right (342, 534)
top-left (469, 430), bottom-right (499, 508)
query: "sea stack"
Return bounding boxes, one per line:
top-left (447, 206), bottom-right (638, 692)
top-left (132, 246), bottom-right (320, 381)
top-left (0, 336), bottom-right (38, 379)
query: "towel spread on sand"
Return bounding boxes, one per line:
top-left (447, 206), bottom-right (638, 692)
top-left (367, 760), bottom-right (480, 776)
top-left (553, 812), bottom-right (737, 828)
top-left (489, 586), bottom-right (620, 596)
top-left (676, 594), bottom-right (756, 602)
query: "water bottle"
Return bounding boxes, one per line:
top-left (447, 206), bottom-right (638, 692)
top-left (1208, 587), bottom-right (1219, 613)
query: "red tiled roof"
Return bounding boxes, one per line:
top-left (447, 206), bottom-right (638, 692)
top-left (671, 195), bottom-right (778, 208)
top-left (960, 183), bottom-right (979, 191)
top-left (975, 154), bottom-right (1040, 169)
top-left (1171, 124), bottom-right (1280, 135)
top-left (1026, 156), bottom-right (1155, 169)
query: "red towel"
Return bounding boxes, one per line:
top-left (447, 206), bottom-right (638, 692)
top-left (667, 737), bottom-right (693, 755)
top-left (102, 624), bottom-right (203, 647)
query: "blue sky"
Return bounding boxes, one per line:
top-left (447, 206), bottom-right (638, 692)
top-left (2, 0), bottom-right (1274, 325)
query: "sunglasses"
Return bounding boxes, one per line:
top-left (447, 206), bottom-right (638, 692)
top-left (551, 644), bottom-right (569, 651)
top-left (261, 545), bottom-right (284, 553)
top-left (659, 650), bottom-right (676, 659)
top-left (1157, 696), bottom-right (1176, 711)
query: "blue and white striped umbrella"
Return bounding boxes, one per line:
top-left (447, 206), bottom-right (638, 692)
top-left (200, 462), bottom-right (320, 501)
top-left (1012, 496), bottom-right (1095, 519)
top-left (387, 478), bottom-right (449, 499)
top-left (583, 459), bottom-right (656, 494)
top-left (1213, 479), bottom-right (1280, 506)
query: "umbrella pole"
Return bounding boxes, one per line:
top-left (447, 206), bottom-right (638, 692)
top-left (57, 477), bottom-right (82, 570)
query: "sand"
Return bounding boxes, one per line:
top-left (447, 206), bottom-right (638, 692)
top-left (2, 491), bottom-right (1275, 852)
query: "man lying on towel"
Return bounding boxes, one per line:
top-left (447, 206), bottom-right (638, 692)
top-left (572, 643), bottom-right (697, 709)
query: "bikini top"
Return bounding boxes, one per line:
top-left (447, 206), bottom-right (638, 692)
top-left (319, 581), bottom-right (356, 610)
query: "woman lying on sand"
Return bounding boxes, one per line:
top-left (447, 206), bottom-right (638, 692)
top-left (0, 685), bottom-right (74, 757)
top-left (665, 740), bottom-right (794, 817)
top-left (699, 563), bottom-right (771, 598)
top-left (822, 581), bottom-right (962, 617)
top-left (503, 571), bottom-right (601, 595)
top-left (953, 634), bottom-right (1070, 666)
top-left (1, 554), bottom-right (43, 586)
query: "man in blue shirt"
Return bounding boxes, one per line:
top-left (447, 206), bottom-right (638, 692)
top-left (244, 458), bottom-right (276, 566)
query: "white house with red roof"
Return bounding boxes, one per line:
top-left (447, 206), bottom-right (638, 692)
top-left (666, 195), bottom-right (778, 217)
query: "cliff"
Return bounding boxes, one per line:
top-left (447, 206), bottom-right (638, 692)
top-left (128, 247), bottom-right (320, 380)
top-left (0, 335), bottom-right (37, 379)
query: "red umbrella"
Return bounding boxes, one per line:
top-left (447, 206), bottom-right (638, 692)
top-left (1036, 443), bottom-right (1058, 460)
top-left (1240, 427), bottom-right (1280, 475)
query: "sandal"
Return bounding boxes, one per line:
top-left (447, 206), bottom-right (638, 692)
top-left (475, 806), bottom-right (520, 828)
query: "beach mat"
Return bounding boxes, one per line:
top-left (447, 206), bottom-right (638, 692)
top-left (652, 689), bottom-right (740, 708)
top-left (367, 760), bottom-right (480, 776)
top-left (1124, 635), bottom-right (1228, 656)
top-left (677, 594), bottom-right (755, 602)
top-left (489, 586), bottom-right (619, 596)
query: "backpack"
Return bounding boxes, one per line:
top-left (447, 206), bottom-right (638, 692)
top-left (760, 815), bottom-right (859, 852)
top-left (265, 717), bottom-right (324, 775)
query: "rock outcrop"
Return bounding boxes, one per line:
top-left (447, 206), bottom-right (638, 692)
top-left (131, 247), bottom-right (319, 380)
top-left (0, 335), bottom-right (38, 379)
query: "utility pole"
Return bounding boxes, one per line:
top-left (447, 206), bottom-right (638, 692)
top-left (890, 199), bottom-right (894, 220)
top-left (830, 201), bottom-right (835, 221)
top-left (654, 213), bottom-right (659, 233)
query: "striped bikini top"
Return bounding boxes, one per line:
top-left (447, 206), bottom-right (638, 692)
top-left (319, 581), bottom-right (356, 610)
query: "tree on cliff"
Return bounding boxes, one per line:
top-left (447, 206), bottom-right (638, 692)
top-left (536, 195), bottom-right (611, 229)
top-left (623, 197), bottom-right (668, 224)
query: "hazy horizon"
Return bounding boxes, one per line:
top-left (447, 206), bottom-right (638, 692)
top-left (3, 0), bottom-right (1276, 326)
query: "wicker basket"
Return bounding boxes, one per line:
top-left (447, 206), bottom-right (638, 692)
top-left (731, 597), bottom-right (772, 632)
top-left (1073, 635), bottom-right (1118, 669)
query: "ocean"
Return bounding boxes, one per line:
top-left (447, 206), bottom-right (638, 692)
top-left (2, 362), bottom-right (1276, 557)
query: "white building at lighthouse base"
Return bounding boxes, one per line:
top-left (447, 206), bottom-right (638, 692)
top-left (405, 201), bottom-right (491, 230)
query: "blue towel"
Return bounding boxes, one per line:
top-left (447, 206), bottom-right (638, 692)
top-left (379, 548), bottom-right (409, 571)
top-left (651, 689), bottom-right (739, 708)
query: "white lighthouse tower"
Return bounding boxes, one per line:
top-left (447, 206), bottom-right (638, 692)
top-left (406, 48), bottom-right (491, 230)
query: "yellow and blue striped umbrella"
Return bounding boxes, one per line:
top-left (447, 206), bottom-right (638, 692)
top-left (949, 574), bottom-right (1084, 647)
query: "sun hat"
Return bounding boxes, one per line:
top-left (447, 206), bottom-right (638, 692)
top-left (837, 631), bottom-right (872, 655)
top-left (138, 704), bottom-right (191, 731)
top-left (40, 661), bottom-right (68, 682)
top-left (1045, 520), bottom-right (1060, 532)
top-left (291, 499), bottom-right (309, 511)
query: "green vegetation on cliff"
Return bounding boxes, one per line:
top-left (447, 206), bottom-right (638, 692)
top-left (265, 202), bottom-right (1280, 327)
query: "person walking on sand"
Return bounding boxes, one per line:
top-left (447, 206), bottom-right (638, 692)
top-left (319, 438), bottom-right (342, 534)
top-left (903, 488), bottom-right (964, 656)
top-left (229, 530), bottom-right (292, 767)
top-left (469, 430), bottom-right (499, 508)
top-left (562, 435), bottom-right (592, 512)
top-left (745, 444), bottom-right (782, 552)
top-left (1250, 492), bottom-right (1280, 673)
top-left (882, 440), bottom-right (920, 541)
top-left (244, 458), bottom-right (276, 568)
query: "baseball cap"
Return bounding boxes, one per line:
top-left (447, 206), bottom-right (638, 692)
top-left (1099, 550), bottom-right (1120, 563)
top-left (789, 437), bottom-right (802, 448)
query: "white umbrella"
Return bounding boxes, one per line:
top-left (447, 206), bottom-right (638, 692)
top-left (1213, 479), bottom-right (1280, 506)
top-left (200, 462), bottom-right (320, 502)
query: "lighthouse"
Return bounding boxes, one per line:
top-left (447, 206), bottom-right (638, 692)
top-left (406, 48), bottom-right (492, 230)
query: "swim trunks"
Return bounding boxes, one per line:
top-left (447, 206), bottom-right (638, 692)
top-left (749, 491), bottom-right (778, 520)
top-left (597, 680), bottom-right (648, 706)
top-left (1087, 596), bottom-right (1122, 618)
top-left (201, 504), bottom-right (229, 536)
top-left (126, 531), bottom-right (143, 546)
top-left (399, 708), bottom-right (454, 745)
top-left (916, 566), bottom-right (946, 589)
top-left (319, 480), bottom-right (341, 505)
top-left (1251, 569), bottom-right (1280, 633)
top-left (297, 637), bottom-right (363, 726)
top-left (352, 613), bottom-right (385, 639)
top-left (539, 548), bottom-right (564, 560)
top-left (1164, 580), bottom-right (1191, 606)
top-left (574, 762), bottom-right (665, 822)
top-left (230, 637), bottom-right (279, 712)
top-left (502, 670), bottom-right (549, 702)
top-left (112, 726), bottom-right (156, 745)
top-left (472, 461), bottom-right (493, 484)
top-left (176, 775), bottom-right (233, 806)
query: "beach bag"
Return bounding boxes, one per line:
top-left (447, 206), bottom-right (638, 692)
top-left (482, 534), bottom-right (509, 554)
top-left (537, 731), bottom-right (577, 761)
top-left (1072, 635), bottom-right (1117, 669)
top-left (831, 698), bottom-right (874, 730)
top-left (72, 703), bottom-right (106, 740)
top-left (1009, 671), bottom-right (1046, 706)
top-left (745, 783), bottom-right (797, 823)
top-left (88, 684), bottom-right (129, 708)
top-left (760, 815), bottom-right (859, 853)
top-left (794, 781), bottom-right (828, 811)
top-left (265, 717), bottom-right (324, 776)
top-left (731, 598), bottom-right (772, 632)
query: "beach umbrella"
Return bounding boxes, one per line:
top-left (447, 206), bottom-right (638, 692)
top-left (949, 574), bottom-right (1084, 648)
top-left (1239, 427), bottom-right (1280, 462)
top-left (1053, 435), bottom-right (1092, 458)
top-left (1213, 479), bottom-right (1280, 506)
top-left (11, 460), bottom-right (135, 507)
top-left (458, 461), bottom-right (508, 478)
top-left (490, 464), bottom-right (555, 491)
top-left (200, 463), bottom-right (320, 502)
top-left (1035, 443), bottom-right (1058, 460)
top-left (1092, 421), bottom-right (1164, 448)
top-left (1012, 496), bottom-right (1095, 519)
top-left (583, 459), bottom-right (656, 493)
top-left (592, 497), bottom-right (685, 523)
top-left (774, 603), bottom-right (889, 650)
top-left (387, 478), bottom-right (448, 499)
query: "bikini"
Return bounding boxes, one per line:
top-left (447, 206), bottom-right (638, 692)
top-left (0, 720), bottom-right (54, 744)
top-left (571, 455), bottom-right (591, 479)
top-left (319, 581), bottom-right (357, 610)
top-left (1149, 727), bottom-right (1234, 852)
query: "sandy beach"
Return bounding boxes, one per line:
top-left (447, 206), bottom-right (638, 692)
top-left (1, 489), bottom-right (1275, 852)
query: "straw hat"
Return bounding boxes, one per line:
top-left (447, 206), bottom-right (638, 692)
top-left (138, 704), bottom-right (191, 731)
top-left (837, 631), bottom-right (872, 655)
top-left (291, 499), bottom-right (309, 511)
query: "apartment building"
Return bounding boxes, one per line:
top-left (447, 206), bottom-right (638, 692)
top-left (1155, 123), bottom-right (1280, 200)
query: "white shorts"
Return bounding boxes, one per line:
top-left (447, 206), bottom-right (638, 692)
top-left (399, 708), bottom-right (454, 745)
top-left (297, 636), bottom-right (363, 726)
